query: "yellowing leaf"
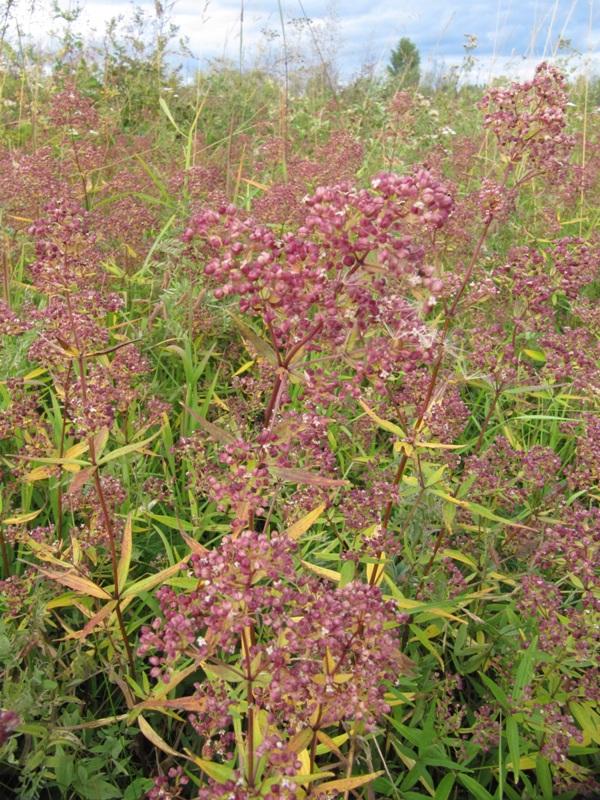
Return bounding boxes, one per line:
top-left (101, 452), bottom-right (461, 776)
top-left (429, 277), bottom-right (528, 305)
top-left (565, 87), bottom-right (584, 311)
top-left (366, 557), bottom-right (386, 587)
top-left (71, 600), bottom-right (118, 640)
top-left (92, 427), bottom-right (110, 461)
top-left (211, 392), bottom-right (229, 411)
top-left (117, 513), bottom-right (133, 593)
top-left (121, 560), bottom-right (187, 598)
top-left (297, 749), bottom-right (311, 775)
top-left (315, 730), bottom-right (348, 758)
top-left (523, 349), bottom-right (546, 362)
top-left (359, 399), bottom-right (405, 437)
top-left (66, 466), bottom-right (97, 496)
top-left (486, 571), bottom-right (517, 586)
top-left (316, 771), bottom-right (383, 793)
top-left (184, 754), bottom-right (235, 783)
top-left (285, 728), bottom-right (313, 755)
top-left (2, 509), bottom-right (42, 525)
top-left (301, 560), bottom-right (340, 582)
top-left (55, 337), bottom-right (80, 357)
top-left (64, 441), bottom-right (90, 460)
top-left (413, 440), bottom-right (465, 449)
top-left (37, 568), bottom-right (111, 600)
top-left (442, 549), bottom-right (477, 567)
top-left (179, 528), bottom-right (209, 557)
top-left (324, 647), bottom-right (335, 673)
top-left (394, 441), bottom-right (414, 455)
top-left (22, 466), bottom-right (55, 482)
top-left (333, 673), bottom-right (353, 684)
top-left (138, 714), bottom-right (183, 758)
top-left (232, 358), bottom-right (256, 375)
top-left (284, 504), bottom-right (326, 541)
top-left (181, 403), bottom-right (236, 445)
top-left (139, 695), bottom-right (208, 712)
top-left (23, 367), bottom-right (48, 380)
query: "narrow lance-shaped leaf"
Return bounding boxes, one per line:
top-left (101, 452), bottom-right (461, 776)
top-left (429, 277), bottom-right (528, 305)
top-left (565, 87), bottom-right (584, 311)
top-left (96, 429), bottom-right (162, 465)
top-left (121, 559), bottom-right (188, 599)
top-left (37, 568), bottom-right (111, 600)
top-left (229, 313), bottom-right (279, 365)
top-left (506, 715), bottom-right (521, 783)
top-left (181, 402), bottom-right (236, 445)
top-left (284, 503), bottom-right (326, 540)
top-left (184, 753), bottom-right (235, 783)
top-left (2, 509), bottom-right (43, 525)
top-left (312, 771), bottom-right (384, 793)
top-left (270, 466), bottom-right (348, 487)
top-left (138, 715), bottom-right (184, 758)
top-left (72, 600), bottom-right (118, 640)
top-left (359, 399), bottom-right (405, 437)
top-left (117, 513), bottom-right (133, 593)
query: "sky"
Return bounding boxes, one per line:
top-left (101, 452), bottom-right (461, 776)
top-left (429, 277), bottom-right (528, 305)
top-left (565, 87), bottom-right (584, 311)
top-left (10, 0), bottom-right (599, 83)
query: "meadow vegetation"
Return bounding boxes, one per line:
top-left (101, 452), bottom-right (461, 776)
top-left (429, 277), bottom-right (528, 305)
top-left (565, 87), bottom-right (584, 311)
top-left (0, 11), bottom-right (600, 800)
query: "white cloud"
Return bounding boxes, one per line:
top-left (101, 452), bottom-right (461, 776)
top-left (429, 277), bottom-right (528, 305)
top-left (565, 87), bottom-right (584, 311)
top-left (10, 0), bottom-right (599, 82)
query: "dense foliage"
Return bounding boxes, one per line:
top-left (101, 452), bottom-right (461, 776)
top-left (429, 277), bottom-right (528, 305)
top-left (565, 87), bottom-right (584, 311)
top-left (0, 19), bottom-right (599, 800)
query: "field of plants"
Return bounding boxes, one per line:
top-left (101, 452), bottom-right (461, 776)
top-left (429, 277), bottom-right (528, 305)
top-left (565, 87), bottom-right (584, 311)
top-left (1, 15), bottom-right (600, 800)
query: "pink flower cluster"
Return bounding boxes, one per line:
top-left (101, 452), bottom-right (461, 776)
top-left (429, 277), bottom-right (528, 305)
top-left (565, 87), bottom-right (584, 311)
top-left (138, 527), bottom-right (408, 739)
top-left (478, 62), bottom-right (574, 174)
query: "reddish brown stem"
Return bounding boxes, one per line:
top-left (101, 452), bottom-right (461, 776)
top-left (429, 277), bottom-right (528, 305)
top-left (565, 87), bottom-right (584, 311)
top-left (0, 529), bottom-right (10, 576)
top-left (64, 291), bottom-right (136, 680)
top-left (241, 626), bottom-right (256, 787)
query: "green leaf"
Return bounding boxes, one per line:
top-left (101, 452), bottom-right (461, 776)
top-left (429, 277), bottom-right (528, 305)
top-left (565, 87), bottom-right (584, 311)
top-left (570, 702), bottom-right (600, 745)
top-left (181, 403), bottom-right (236, 445)
top-left (269, 466), bottom-right (348, 486)
top-left (133, 214), bottom-right (176, 280)
top-left (465, 501), bottom-right (535, 530)
top-left (513, 637), bottom-right (537, 700)
top-left (53, 746), bottom-right (74, 790)
top-left (159, 97), bottom-right (183, 135)
top-left (96, 430), bottom-right (162, 465)
top-left (121, 560), bottom-right (186, 598)
top-left (457, 774), bottom-right (494, 800)
top-left (479, 672), bottom-right (509, 709)
top-left (339, 560), bottom-right (355, 588)
top-left (229, 314), bottom-right (279, 365)
top-left (72, 777), bottom-right (122, 799)
top-left (425, 464), bottom-right (447, 487)
top-left (123, 779), bottom-right (155, 800)
top-left (143, 511), bottom-right (194, 531)
top-left (185, 753), bottom-right (235, 783)
top-left (535, 753), bottom-right (553, 800)
top-left (506, 715), bottom-right (521, 782)
top-left (433, 774), bottom-right (455, 800)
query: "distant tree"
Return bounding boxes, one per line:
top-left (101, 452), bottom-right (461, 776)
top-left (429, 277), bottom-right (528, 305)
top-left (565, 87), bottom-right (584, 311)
top-left (387, 37), bottom-right (420, 86)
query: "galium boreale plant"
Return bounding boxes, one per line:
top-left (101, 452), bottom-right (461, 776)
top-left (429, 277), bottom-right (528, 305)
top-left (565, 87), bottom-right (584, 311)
top-left (137, 154), bottom-right (454, 796)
